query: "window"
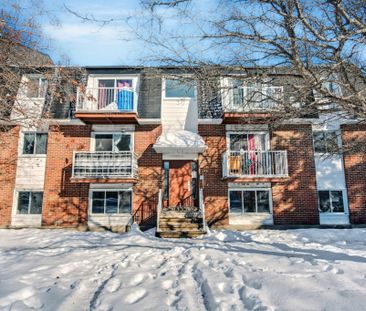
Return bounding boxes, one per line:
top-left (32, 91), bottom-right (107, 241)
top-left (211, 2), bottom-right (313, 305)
top-left (23, 133), bottom-right (48, 155)
top-left (318, 190), bottom-right (345, 213)
top-left (229, 190), bottom-right (271, 213)
top-left (17, 191), bottom-right (43, 214)
top-left (165, 78), bottom-right (195, 98)
top-left (229, 133), bottom-right (267, 152)
top-left (313, 131), bottom-right (340, 153)
top-left (94, 133), bottom-right (132, 152)
top-left (26, 77), bottom-right (47, 98)
top-left (231, 79), bottom-right (283, 110)
top-left (91, 190), bottom-right (132, 214)
top-left (97, 78), bottom-right (134, 109)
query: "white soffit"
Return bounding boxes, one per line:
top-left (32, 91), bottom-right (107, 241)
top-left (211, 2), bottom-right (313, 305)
top-left (153, 130), bottom-right (207, 154)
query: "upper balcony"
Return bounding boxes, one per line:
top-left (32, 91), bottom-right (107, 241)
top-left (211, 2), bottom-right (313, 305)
top-left (75, 80), bottom-right (139, 124)
top-left (72, 151), bottom-right (138, 182)
top-left (221, 78), bottom-right (283, 123)
top-left (222, 150), bottom-right (288, 178)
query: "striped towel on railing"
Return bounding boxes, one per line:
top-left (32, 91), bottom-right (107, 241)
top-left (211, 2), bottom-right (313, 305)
top-left (117, 89), bottom-right (134, 111)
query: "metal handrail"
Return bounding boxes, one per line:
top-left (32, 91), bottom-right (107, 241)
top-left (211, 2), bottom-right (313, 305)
top-left (199, 188), bottom-right (206, 232)
top-left (156, 189), bottom-right (162, 233)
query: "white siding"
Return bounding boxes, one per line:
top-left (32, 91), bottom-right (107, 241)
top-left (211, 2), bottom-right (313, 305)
top-left (229, 214), bottom-right (273, 226)
top-left (12, 130), bottom-right (47, 227)
top-left (15, 157), bottom-right (47, 189)
top-left (88, 215), bottom-right (131, 228)
top-left (11, 215), bottom-right (42, 227)
top-left (161, 98), bottom-right (198, 132)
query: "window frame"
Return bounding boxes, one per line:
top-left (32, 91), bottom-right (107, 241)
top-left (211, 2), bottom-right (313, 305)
top-left (228, 188), bottom-right (273, 214)
top-left (15, 190), bottom-right (43, 215)
top-left (312, 130), bottom-right (342, 154)
top-left (95, 76), bottom-right (138, 91)
top-left (89, 189), bottom-right (133, 215)
top-left (227, 131), bottom-right (270, 152)
top-left (317, 189), bottom-right (347, 214)
top-left (91, 132), bottom-right (134, 152)
top-left (24, 75), bottom-right (47, 99)
top-left (21, 132), bottom-right (48, 156)
top-left (162, 76), bottom-right (197, 100)
top-left (228, 78), bottom-right (283, 110)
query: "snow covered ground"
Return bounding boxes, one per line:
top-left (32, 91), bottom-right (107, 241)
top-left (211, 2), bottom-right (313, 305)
top-left (0, 227), bottom-right (366, 311)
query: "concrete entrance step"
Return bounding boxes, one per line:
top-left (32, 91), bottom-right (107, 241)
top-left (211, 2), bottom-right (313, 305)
top-left (156, 230), bottom-right (206, 238)
top-left (159, 222), bottom-right (202, 230)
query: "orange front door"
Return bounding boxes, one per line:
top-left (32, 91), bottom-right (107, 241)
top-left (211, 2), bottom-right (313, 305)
top-left (168, 160), bottom-right (193, 208)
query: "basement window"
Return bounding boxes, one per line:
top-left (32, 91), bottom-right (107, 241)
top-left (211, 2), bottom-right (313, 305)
top-left (17, 191), bottom-right (43, 214)
top-left (229, 189), bottom-right (271, 214)
top-left (91, 190), bottom-right (132, 214)
top-left (22, 133), bottom-right (48, 155)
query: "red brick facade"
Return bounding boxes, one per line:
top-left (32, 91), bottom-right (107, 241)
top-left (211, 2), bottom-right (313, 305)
top-left (42, 125), bottom-right (91, 227)
top-left (198, 124), bottom-right (229, 225)
top-left (199, 124), bottom-right (319, 226)
top-left (342, 124), bottom-right (366, 224)
top-left (271, 124), bottom-right (319, 225)
top-left (2, 121), bottom-right (366, 228)
top-left (133, 125), bottom-right (162, 225)
top-left (0, 126), bottom-right (19, 227)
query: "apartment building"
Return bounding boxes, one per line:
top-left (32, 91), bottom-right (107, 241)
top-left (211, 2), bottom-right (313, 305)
top-left (0, 66), bottom-right (365, 237)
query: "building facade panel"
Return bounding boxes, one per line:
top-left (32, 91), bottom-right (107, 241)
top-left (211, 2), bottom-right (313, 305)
top-left (342, 124), bottom-right (366, 224)
top-left (271, 124), bottom-right (319, 225)
top-left (0, 126), bottom-right (20, 227)
top-left (42, 125), bottom-right (91, 227)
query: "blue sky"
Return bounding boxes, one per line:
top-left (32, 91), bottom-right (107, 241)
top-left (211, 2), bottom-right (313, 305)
top-left (41, 0), bottom-right (151, 66)
top-left (19, 0), bottom-right (218, 66)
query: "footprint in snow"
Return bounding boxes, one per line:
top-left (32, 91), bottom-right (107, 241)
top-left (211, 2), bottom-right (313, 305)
top-left (124, 289), bottom-right (147, 304)
top-left (129, 273), bottom-right (145, 286)
top-left (23, 295), bottom-right (44, 309)
top-left (106, 279), bottom-right (121, 293)
top-left (161, 279), bottom-right (174, 290)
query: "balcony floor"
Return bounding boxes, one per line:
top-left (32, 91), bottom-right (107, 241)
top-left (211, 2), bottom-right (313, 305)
top-left (74, 112), bottom-right (139, 124)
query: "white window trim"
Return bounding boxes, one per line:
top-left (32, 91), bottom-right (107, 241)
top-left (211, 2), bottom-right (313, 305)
top-left (89, 188), bottom-right (133, 216)
top-left (228, 188), bottom-right (273, 214)
top-left (12, 189), bottom-right (44, 216)
top-left (226, 131), bottom-right (270, 152)
top-left (162, 76), bottom-right (197, 100)
top-left (221, 77), bottom-right (283, 111)
top-left (312, 129), bottom-right (342, 155)
top-left (317, 189), bottom-right (349, 215)
top-left (91, 131), bottom-right (134, 152)
top-left (22, 74), bottom-right (47, 100)
top-left (89, 75), bottom-right (139, 91)
top-left (19, 131), bottom-right (48, 157)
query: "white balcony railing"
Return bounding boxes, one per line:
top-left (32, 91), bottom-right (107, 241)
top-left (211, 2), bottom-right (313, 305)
top-left (76, 87), bottom-right (138, 112)
top-left (223, 150), bottom-right (288, 178)
top-left (72, 151), bottom-right (138, 179)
